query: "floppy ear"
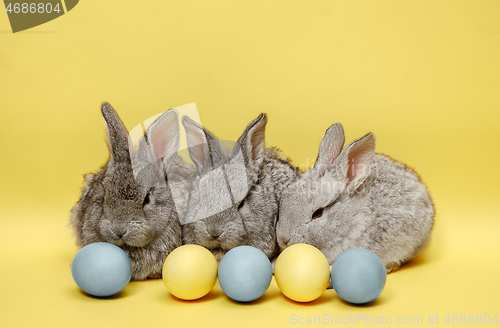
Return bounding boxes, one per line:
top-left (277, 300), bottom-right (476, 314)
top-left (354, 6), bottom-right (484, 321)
top-left (314, 123), bottom-right (345, 176)
top-left (337, 133), bottom-right (376, 193)
top-left (146, 109), bottom-right (180, 165)
top-left (237, 113), bottom-right (267, 167)
top-left (101, 102), bottom-right (130, 163)
top-left (182, 116), bottom-right (218, 174)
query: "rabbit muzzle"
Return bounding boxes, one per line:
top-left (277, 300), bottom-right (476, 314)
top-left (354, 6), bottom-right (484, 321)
top-left (100, 218), bottom-right (155, 248)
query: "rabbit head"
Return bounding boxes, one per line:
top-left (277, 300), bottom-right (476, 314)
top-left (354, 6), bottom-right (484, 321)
top-left (181, 114), bottom-right (282, 260)
top-left (276, 123), bottom-right (376, 253)
top-left (70, 102), bottom-right (190, 280)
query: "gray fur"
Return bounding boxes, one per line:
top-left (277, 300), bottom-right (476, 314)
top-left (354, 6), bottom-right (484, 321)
top-left (70, 102), bottom-right (196, 281)
top-left (181, 114), bottom-right (300, 261)
top-left (276, 123), bottom-right (434, 273)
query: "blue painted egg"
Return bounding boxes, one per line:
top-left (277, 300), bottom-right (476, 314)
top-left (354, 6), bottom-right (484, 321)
top-left (331, 248), bottom-right (387, 304)
top-left (71, 242), bottom-right (132, 297)
top-left (218, 246), bottom-right (273, 302)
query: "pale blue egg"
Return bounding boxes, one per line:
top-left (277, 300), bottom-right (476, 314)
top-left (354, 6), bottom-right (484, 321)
top-left (218, 246), bottom-right (273, 303)
top-left (331, 248), bottom-right (387, 304)
top-left (71, 242), bottom-right (132, 297)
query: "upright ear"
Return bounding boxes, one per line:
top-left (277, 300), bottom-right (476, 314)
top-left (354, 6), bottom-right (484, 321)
top-left (337, 133), bottom-right (376, 194)
top-left (146, 109), bottom-right (180, 165)
top-left (182, 116), bottom-right (218, 174)
top-left (237, 113), bottom-right (267, 167)
top-left (101, 102), bottom-right (130, 163)
top-left (314, 123), bottom-right (345, 176)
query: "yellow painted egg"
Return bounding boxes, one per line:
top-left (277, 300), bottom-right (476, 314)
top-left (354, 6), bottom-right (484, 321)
top-left (274, 243), bottom-right (330, 302)
top-left (162, 244), bottom-right (218, 300)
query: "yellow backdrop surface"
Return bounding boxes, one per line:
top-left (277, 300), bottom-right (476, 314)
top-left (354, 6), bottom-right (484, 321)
top-left (1, 1), bottom-right (499, 327)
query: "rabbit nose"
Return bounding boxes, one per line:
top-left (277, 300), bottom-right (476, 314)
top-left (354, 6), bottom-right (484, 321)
top-left (113, 227), bottom-right (127, 239)
top-left (279, 237), bottom-right (290, 247)
top-left (207, 226), bottom-right (222, 239)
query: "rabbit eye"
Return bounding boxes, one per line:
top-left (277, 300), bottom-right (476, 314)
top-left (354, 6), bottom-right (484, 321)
top-left (143, 193), bottom-right (151, 207)
top-left (237, 200), bottom-right (244, 210)
top-left (311, 208), bottom-right (323, 220)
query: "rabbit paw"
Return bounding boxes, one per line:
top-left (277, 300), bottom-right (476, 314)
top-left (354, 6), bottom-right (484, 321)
top-left (385, 262), bottom-right (401, 274)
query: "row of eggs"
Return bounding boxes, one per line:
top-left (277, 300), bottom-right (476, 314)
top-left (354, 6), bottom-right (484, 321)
top-left (71, 243), bottom-right (386, 304)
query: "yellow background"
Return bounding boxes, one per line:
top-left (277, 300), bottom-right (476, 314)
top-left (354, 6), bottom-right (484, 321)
top-left (1, 1), bottom-right (499, 327)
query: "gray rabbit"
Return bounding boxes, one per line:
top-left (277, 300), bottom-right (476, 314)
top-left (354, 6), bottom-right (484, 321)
top-left (181, 114), bottom-right (300, 261)
top-left (276, 123), bottom-right (434, 273)
top-left (70, 103), bottom-right (195, 280)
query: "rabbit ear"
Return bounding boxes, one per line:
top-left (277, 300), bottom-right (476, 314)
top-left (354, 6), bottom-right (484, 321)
top-left (146, 109), bottom-right (180, 165)
top-left (337, 133), bottom-right (376, 193)
top-left (238, 113), bottom-right (267, 167)
top-left (314, 123), bottom-right (345, 176)
top-left (101, 102), bottom-right (130, 163)
top-left (182, 116), bottom-right (217, 174)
